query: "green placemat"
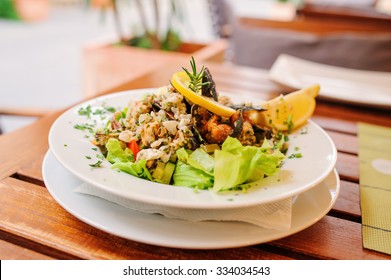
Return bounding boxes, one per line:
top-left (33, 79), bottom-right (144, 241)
top-left (358, 123), bottom-right (391, 255)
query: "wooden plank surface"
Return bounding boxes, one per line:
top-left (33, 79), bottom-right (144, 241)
top-left (83, 40), bottom-right (227, 98)
top-left (0, 240), bottom-right (53, 260)
top-left (0, 177), bottom-right (291, 260)
top-left (1, 176), bottom-right (386, 260)
top-left (239, 16), bottom-right (391, 34)
top-left (270, 216), bottom-right (389, 260)
top-left (1, 60), bottom-right (390, 260)
top-left (333, 181), bottom-right (361, 218)
top-left (0, 111), bottom-right (61, 180)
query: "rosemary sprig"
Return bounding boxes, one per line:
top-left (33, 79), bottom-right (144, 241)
top-left (182, 57), bottom-right (210, 92)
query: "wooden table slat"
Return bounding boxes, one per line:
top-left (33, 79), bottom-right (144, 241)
top-left (0, 112), bottom-right (61, 180)
top-left (0, 177), bottom-right (294, 260)
top-left (1, 58), bottom-right (390, 259)
top-left (0, 175), bottom-right (381, 260)
top-left (326, 130), bottom-right (358, 155)
top-left (312, 116), bottom-right (357, 135)
top-left (271, 216), bottom-right (389, 260)
top-left (332, 180), bottom-right (361, 218)
top-left (335, 153), bottom-right (359, 182)
top-left (0, 239), bottom-right (53, 260)
top-left (314, 102), bottom-right (391, 127)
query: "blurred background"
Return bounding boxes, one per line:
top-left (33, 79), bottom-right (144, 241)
top-left (1, 0), bottom-right (390, 134)
top-left (0, 0), bottom-right (212, 133)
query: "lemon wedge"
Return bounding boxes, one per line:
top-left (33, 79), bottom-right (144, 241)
top-left (171, 71), bottom-right (236, 117)
top-left (256, 84), bottom-right (319, 131)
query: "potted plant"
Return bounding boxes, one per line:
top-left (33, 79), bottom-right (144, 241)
top-left (87, 0), bottom-right (209, 53)
top-left (0, 0), bottom-right (49, 22)
top-left (83, 0), bottom-right (228, 97)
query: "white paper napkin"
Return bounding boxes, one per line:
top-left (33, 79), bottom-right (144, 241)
top-left (74, 183), bottom-right (293, 231)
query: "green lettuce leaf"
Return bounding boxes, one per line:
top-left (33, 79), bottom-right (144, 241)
top-left (105, 138), bottom-right (134, 163)
top-left (172, 161), bottom-right (213, 190)
top-left (213, 137), bottom-right (285, 192)
top-left (112, 160), bottom-right (153, 181)
top-left (104, 136), bottom-right (285, 192)
top-left (105, 138), bottom-right (152, 180)
top-left (176, 147), bottom-right (214, 175)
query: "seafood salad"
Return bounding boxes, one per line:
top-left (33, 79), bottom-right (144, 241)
top-left (92, 59), bottom-right (289, 192)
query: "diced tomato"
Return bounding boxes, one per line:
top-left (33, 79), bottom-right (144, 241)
top-left (128, 140), bottom-right (140, 160)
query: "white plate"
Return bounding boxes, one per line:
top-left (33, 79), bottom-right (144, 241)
top-left (48, 89), bottom-right (337, 209)
top-left (43, 150), bottom-right (340, 249)
top-left (269, 54), bottom-right (391, 108)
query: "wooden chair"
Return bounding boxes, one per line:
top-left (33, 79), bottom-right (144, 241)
top-left (231, 16), bottom-right (391, 71)
top-left (210, 0), bottom-right (391, 71)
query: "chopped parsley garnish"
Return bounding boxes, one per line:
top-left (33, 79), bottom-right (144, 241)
top-left (85, 155), bottom-right (92, 159)
top-left (89, 160), bottom-right (103, 167)
top-left (284, 114), bottom-right (294, 134)
top-left (105, 106), bottom-right (116, 113)
top-left (93, 107), bottom-right (116, 115)
top-left (77, 105), bottom-right (92, 118)
top-left (92, 108), bottom-right (105, 115)
top-left (276, 131), bottom-right (289, 142)
top-left (74, 123), bottom-right (94, 133)
top-left (96, 154), bottom-right (105, 160)
top-left (288, 153), bottom-right (302, 159)
top-left (78, 104), bottom-right (117, 119)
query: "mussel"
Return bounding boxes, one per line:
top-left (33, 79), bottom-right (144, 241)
top-left (201, 67), bottom-right (219, 101)
top-left (230, 110), bottom-right (243, 138)
top-left (188, 66), bottom-right (271, 146)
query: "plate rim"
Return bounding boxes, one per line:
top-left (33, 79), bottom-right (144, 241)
top-left (42, 150), bottom-right (341, 249)
top-left (269, 54), bottom-right (391, 109)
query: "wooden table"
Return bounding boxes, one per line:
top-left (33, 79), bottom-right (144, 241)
top-left (1, 58), bottom-right (391, 260)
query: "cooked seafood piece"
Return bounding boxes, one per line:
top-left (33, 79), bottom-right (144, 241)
top-left (191, 103), bottom-right (274, 146)
top-left (201, 67), bottom-right (218, 101)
